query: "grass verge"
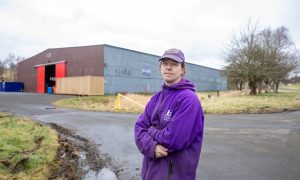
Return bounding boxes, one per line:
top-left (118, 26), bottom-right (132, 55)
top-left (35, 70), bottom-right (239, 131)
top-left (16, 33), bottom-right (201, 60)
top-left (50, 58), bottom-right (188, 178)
top-left (54, 94), bottom-right (148, 113)
top-left (201, 84), bottom-right (300, 114)
top-left (0, 112), bottom-right (59, 179)
top-left (201, 90), bottom-right (300, 114)
top-left (54, 84), bottom-right (300, 114)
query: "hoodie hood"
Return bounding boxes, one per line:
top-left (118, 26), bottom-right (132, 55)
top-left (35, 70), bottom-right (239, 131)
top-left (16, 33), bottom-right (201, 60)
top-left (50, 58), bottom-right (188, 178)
top-left (163, 79), bottom-right (195, 91)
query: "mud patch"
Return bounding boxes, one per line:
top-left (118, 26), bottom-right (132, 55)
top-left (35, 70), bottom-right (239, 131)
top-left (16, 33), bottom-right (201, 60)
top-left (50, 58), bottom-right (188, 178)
top-left (47, 123), bottom-right (118, 179)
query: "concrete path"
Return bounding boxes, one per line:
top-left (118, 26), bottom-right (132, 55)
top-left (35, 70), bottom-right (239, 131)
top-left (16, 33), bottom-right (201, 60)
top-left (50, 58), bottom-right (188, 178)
top-left (1, 92), bottom-right (299, 180)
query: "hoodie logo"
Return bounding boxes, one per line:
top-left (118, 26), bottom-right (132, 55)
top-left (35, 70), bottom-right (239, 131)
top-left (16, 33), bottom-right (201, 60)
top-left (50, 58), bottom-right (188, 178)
top-left (163, 110), bottom-right (172, 121)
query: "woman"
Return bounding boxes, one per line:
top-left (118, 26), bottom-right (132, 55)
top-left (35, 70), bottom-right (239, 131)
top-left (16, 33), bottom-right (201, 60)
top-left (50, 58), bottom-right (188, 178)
top-left (134, 48), bottom-right (204, 180)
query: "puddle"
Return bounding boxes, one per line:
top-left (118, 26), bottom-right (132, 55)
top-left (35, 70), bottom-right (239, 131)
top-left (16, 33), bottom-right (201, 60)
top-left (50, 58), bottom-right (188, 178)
top-left (44, 106), bottom-right (56, 110)
top-left (83, 168), bottom-right (117, 180)
top-left (79, 151), bottom-right (117, 180)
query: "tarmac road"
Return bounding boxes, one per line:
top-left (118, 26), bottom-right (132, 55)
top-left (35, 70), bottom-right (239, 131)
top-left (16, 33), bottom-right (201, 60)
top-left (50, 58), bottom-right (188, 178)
top-left (1, 92), bottom-right (300, 180)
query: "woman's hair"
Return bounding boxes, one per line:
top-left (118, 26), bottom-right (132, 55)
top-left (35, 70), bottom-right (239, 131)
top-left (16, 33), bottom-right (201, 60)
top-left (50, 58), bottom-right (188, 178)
top-left (181, 62), bottom-right (186, 75)
top-left (181, 62), bottom-right (185, 68)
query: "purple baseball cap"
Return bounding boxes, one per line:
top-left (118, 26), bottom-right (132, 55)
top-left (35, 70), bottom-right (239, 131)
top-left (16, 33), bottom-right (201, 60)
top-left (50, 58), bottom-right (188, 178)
top-left (159, 48), bottom-right (185, 63)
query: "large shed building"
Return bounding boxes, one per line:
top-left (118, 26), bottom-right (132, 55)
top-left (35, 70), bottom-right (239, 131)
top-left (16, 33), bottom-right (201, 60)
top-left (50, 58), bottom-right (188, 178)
top-left (18, 44), bottom-right (227, 95)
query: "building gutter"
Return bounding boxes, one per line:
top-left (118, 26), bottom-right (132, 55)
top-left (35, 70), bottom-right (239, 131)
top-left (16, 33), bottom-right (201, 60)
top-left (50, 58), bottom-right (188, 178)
top-left (34, 60), bottom-right (66, 67)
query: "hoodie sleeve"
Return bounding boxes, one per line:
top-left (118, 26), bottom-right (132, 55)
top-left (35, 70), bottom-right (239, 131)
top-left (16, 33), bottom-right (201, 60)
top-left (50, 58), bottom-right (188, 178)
top-left (148, 93), bottom-right (204, 152)
top-left (134, 98), bottom-right (158, 159)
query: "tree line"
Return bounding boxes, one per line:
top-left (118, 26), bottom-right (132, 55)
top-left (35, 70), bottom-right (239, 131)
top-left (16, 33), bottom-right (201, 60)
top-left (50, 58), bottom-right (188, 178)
top-left (223, 21), bottom-right (299, 95)
top-left (0, 53), bottom-right (25, 82)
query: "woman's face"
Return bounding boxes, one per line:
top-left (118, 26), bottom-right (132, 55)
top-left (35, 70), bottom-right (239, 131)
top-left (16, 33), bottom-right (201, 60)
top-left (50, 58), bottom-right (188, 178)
top-left (160, 59), bottom-right (185, 86)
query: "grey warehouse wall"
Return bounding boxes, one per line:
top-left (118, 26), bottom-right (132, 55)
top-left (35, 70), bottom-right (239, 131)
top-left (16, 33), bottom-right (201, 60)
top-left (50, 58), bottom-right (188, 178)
top-left (103, 45), bottom-right (163, 94)
top-left (185, 63), bottom-right (227, 91)
top-left (103, 45), bottom-right (227, 94)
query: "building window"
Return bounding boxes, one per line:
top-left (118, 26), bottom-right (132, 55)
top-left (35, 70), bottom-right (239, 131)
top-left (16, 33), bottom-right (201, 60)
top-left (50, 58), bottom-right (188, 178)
top-left (142, 64), bottom-right (151, 77)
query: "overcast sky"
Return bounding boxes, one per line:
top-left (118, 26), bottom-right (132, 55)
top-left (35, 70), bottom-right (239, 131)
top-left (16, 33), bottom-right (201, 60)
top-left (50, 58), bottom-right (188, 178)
top-left (0, 0), bottom-right (299, 69)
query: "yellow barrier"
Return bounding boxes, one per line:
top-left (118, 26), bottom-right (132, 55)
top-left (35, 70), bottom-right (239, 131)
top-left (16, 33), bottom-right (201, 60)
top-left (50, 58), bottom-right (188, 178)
top-left (114, 93), bottom-right (145, 111)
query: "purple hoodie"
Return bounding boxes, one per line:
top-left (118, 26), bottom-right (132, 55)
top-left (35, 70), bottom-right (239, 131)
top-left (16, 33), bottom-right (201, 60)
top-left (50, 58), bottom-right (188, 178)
top-left (135, 79), bottom-right (204, 180)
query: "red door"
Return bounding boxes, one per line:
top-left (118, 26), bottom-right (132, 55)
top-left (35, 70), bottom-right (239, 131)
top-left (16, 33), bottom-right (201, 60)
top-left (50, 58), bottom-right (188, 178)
top-left (55, 63), bottom-right (66, 93)
top-left (55, 63), bottom-right (66, 78)
top-left (37, 66), bottom-right (45, 93)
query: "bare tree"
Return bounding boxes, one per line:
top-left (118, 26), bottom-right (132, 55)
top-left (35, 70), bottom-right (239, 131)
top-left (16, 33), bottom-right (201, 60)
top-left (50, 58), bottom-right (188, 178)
top-left (262, 27), bottom-right (297, 92)
top-left (4, 53), bottom-right (25, 81)
top-left (292, 50), bottom-right (300, 82)
top-left (0, 59), bottom-right (6, 81)
top-left (223, 20), bottom-right (265, 95)
top-left (223, 20), bottom-right (298, 95)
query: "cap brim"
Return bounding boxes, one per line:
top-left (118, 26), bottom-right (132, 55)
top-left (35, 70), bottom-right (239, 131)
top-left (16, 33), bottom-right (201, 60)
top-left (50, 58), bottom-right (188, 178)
top-left (158, 55), bottom-right (184, 63)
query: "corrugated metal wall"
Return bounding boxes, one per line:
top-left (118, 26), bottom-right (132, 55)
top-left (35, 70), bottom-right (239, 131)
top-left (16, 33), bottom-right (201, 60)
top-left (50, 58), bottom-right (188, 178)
top-left (18, 45), bottom-right (104, 92)
top-left (103, 45), bottom-right (227, 94)
top-left (185, 63), bottom-right (227, 91)
top-left (103, 45), bottom-right (163, 94)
